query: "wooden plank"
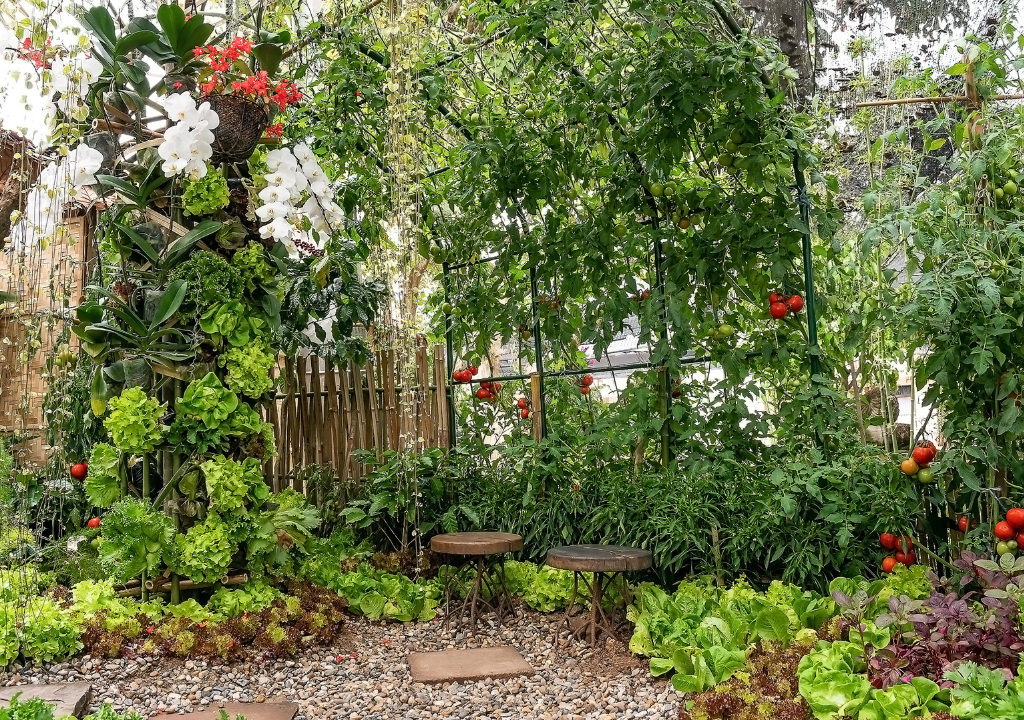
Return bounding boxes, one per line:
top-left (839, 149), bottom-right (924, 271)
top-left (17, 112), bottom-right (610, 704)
top-left (338, 362), bottom-right (356, 483)
top-left (294, 355), bottom-right (308, 493)
top-left (365, 353), bottom-right (382, 459)
top-left (280, 357), bottom-right (297, 494)
top-left (350, 360), bottom-right (368, 475)
top-left (387, 349), bottom-right (400, 452)
top-left (324, 360), bottom-right (342, 476)
top-left (309, 355), bottom-right (325, 469)
top-left (417, 339), bottom-right (431, 450)
top-left (267, 396), bottom-right (280, 491)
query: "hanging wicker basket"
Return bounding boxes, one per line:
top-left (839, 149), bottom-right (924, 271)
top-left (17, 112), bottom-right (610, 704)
top-left (200, 94), bottom-right (269, 165)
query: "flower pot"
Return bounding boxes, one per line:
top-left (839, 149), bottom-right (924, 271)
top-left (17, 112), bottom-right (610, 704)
top-left (200, 94), bottom-right (269, 165)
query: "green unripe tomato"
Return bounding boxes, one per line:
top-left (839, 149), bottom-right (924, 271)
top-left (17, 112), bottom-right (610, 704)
top-left (1005, 180), bottom-right (1018, 196)
top-left (997, 541), bottom-right (1012, 556)
top-left (1010, 540), bottom-right (1019, 551)
top-left (650, 182), bottom-right (664, 197)
top-left (916, 468), bottom-right (935, 483)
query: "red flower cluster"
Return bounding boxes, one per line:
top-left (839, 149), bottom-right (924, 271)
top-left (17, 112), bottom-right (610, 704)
top-left (20, 36), bottom-right (51, 69)
top-left (192, 37), bottom-right (303, 112)
top-left (193, 36), bottom-right (253, 71)
top-left (264, 122), bottom-right (284, 138)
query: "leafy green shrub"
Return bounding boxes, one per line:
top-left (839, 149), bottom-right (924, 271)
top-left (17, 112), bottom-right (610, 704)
top-left (104, 388), bottom-right (167, 453)
top-left (167, 251), bottom-right (243, 316)
top-left (176, 373), bottom-right (238, 429)
top-left (171, 513), bottom-right (237, 583)
top-left (316, 564), bottom-right (440, 622)
top-left (947, 660), bottom-right (1024, 719)
top-left (504, 560), bottom-right (576, 612)
top-left (85, 443), bottom-right (122, 508)
top-left (628, 578), bottom-right (834, 685)
top-left (98, 498), bottom-right (176, 582)
top-left (219, 340), bottom-right (276, 398)
top-left (202, 456), bottom-right (268, 515)
top-left (200, 301), bottom-right (268, 348)
top-left (8, 596), bottom-right (84, 663)
top-left (207, 580), bottom-right (282, 617)
top-left (796, 640), bottom-right (951, 720)
top-left (246, 489), bottom-right (320, 577)
top-left (233, 242), bottom-right (276, 292)
top-left (0, 695), bottom-right (146, 720)
top-left (182, 167), bottom-right (230, 216)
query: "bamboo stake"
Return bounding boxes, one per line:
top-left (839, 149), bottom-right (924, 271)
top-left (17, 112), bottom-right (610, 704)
top-left (855, 92), bottom-right (1024, 108)
top-left (366, 353), bottom-right (382, 458)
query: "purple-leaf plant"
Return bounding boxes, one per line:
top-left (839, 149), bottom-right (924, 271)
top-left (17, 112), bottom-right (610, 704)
top-left (868, 554), bottom-right (1024, 689)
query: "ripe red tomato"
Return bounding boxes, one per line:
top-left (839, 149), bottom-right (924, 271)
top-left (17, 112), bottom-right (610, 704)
top-left (769, 292), bottom-right (784, 304)
top-left (70, 463), bottom-right (88, 480)
top-left (958, 517), bottom-right (970, 533)
top-left (880, 532), bottom-right (896, 549)
top-left (1007, 508), bottom-right (1024, 530)
top-left (903, 551), bottom-right (916, 565)
top-left (481, 380), bottom-right (492, 390)
top-left (517, 398), bottom-right (527, 409)
top-left (582, 374), bottom-right (594, 387)
top-left (640, 290), bottom-right (650, 301)
top-left (580, 386), bottom-right (590, 395)
top-left (882, 557), bottom-right (897, 573)
top-left (520, 408), bottom-right (529, 419)
top-left (1016, 531), bottom-right (1024, 547)
top-left (911, 446), bottom-right (932, 466)
top-left (786, 294), bottom-right (804, 313)
top-left (494, 382), bottom-right (502, 393)
top-left (995, 520), bottom-right (1017, 540)
top-left (469, 365), bottom-right (479, 376)
top-left (476, 387), bottom-right (490, 399)
top-left (895, 551), bottom-right (906, 564)
top-left (87, 517), bottom-right (101, 529)
top-left (901, 536), bottom-right (914, 550)
top-left (769, 302), bottom-right (788, 319)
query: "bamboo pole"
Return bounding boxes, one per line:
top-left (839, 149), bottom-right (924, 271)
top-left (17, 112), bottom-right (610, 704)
top-left (854, 92), bottom-right (1024, 108)
top-left (530, 372), bottom-right (543, 442)
top-left (324, 360), bottom-right (343, 474)
top-left (295, 355), bottom-right (309, 492)
top-left (366, 353), bottom-right (383, 459)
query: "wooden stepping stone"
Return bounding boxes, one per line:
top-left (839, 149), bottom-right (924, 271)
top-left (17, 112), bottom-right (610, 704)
top-left (408, 646), bottom-right (535, 684)
top-left (0, 682), bottom-right (91, 718)
top-left (180, 702), bottom-right (298, 720)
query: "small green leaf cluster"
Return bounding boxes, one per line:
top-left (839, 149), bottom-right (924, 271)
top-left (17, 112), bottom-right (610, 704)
top-left (104, 387), bottom-right (168, 453)
top-left (200, 301), bottom-right (269, 348)
top-left (0, 596), bottom-right (83, 666)
top-left (201, 455), bottom-right (268, 515)
top-left (503, 560), bottom-right (577, 612)
top-left (796, 640), bottom-right (949, 719)
top-left (181, 167), bottom-right (230, 216)
top-left (206, 579), bottom-right (282, 617)
top-left (628, 577), bottom-right (834, 690)
top-left (167, 250), bottom-right (243, 317)
top-left (98, 498), bottom-right (176, 582)
top-left (171, 512), bottom-right (237, 583)
top-left (245, 489), bottom-right (320, 577)
top-left (219, 339), bottom-right (276, 398)
top-left (85, 442), bottom-right (122, 507)
top-left (233, 241), bottom-right (276, 292)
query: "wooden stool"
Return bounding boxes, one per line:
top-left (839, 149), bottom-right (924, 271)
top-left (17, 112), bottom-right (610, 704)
top-left (546, 544), bottom-right (652, 645)
top-left (431, 532), bottom-right (523, 628)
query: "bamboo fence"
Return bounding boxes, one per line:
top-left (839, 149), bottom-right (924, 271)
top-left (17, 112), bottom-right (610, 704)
top-left (267, 336), bottom-right (450, 493)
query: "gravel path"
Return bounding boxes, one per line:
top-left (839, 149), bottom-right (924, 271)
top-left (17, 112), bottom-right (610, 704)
top-left (0, 610), bottom-right (678, 719)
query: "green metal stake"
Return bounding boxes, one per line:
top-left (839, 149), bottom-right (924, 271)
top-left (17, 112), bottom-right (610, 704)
top-left (529, 265), bottom-right (548, 440)
top-left (651, 220), bottom-right (672, 467)
top-left (141, 453), bottom-right (150, 602)
top-left (442, 261), bottom-right (457, 448)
